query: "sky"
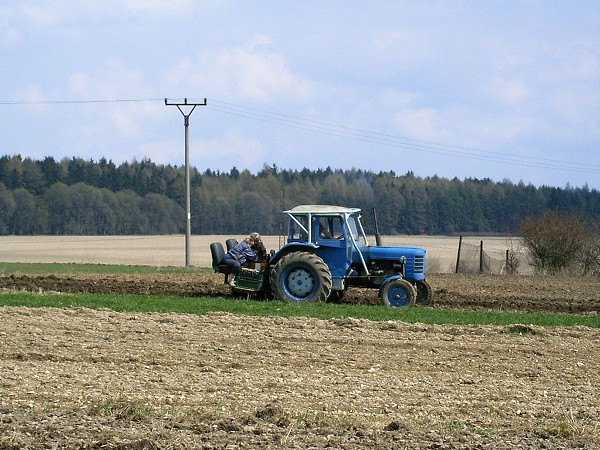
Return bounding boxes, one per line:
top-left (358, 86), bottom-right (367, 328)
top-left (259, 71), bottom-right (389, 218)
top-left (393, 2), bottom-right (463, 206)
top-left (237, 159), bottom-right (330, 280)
top-left (1, 1), bottom-right (599, 189)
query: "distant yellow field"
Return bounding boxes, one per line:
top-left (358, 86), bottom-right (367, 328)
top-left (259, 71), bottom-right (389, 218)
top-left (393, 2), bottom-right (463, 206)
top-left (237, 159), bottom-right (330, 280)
top-left (0, 235), bottom-right (520, 272)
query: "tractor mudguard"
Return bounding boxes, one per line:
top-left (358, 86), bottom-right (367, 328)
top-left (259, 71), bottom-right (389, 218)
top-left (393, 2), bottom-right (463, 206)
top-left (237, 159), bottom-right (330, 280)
top-left (270, 242), bottom-right (318, 266)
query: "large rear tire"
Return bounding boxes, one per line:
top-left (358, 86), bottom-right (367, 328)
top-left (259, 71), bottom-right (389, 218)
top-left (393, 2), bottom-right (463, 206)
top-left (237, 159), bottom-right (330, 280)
top-left (380, 279), bottom-right (416, 307)
top-left (271, 252), bottom-right (332, 303)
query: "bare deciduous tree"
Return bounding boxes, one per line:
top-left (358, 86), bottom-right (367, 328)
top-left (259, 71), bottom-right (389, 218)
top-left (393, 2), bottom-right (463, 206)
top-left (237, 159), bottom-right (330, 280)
top-left (580, 221), bottom-right (600, 276)
top-left (521, 211), bottom-right (588, 274)
top-left (503, 237), bottom-right (523, 275)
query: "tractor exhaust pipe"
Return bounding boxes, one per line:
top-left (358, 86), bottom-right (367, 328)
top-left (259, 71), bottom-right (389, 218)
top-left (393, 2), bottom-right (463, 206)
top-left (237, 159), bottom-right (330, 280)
top-left (372, 208), bottom-right (382, 246)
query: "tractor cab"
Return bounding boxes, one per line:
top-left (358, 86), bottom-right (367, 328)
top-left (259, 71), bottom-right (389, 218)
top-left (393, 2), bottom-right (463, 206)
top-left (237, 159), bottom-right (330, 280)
top-left (284, 205), bottom-right (373, 290)
top-left (286, 205), bottom-right (364, 244)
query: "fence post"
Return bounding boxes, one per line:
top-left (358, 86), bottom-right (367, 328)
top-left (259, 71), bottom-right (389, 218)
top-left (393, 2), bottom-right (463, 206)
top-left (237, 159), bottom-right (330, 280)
top-left (455, 235), bottom-right (463, 273)
top-left (479, 240), bottom-right (484, 274)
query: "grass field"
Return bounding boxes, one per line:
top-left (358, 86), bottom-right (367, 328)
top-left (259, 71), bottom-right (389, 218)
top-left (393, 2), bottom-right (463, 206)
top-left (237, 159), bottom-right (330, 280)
top-left (2, 290), bottom-right (597, 328)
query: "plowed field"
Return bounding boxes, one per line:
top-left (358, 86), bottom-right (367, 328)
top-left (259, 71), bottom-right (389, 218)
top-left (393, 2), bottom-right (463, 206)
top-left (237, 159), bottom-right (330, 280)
top-left (1, 272), bottom-right (599, 449)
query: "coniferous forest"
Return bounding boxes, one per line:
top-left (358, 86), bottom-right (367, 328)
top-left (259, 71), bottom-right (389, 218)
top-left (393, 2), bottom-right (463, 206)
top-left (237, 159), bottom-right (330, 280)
top-left (0, 154), bottom-right (599, 236)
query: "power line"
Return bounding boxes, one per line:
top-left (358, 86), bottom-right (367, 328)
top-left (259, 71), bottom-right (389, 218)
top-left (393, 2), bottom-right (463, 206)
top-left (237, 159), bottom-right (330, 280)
top-left (0, 98), bottom-right (163, 105)
top-left (206, 99), bottom-right (600, 175)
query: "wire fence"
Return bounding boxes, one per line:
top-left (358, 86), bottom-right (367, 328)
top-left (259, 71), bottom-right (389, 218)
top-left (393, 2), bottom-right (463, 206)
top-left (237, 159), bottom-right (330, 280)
top-left (455, 238), bottom-right (508, 274)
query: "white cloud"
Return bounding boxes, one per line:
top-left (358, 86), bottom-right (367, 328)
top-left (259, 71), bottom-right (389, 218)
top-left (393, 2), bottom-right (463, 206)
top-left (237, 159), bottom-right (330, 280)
top-left (68, 62), bottom-right (163, 139)
top-left (165, 41), bottom-right (315, 103)
top-left (21, 4), bottom-right (61, 26)
top-left (61, 124), bottom-right (105, 159)
top-left (394, 107), bottom-right (444, 142)
top-left (18, 0), bottom-right (193, 27)
top-left (124, 0), bottom-right (193, 15)
top-left (68, 73), bottom-right (92, 96)
top-left (19, 84), bottom-right (49, 114)
top-left (489, 77), bottom-right (529, 105)
top-left (393, 104), bottom-right (538, 152)
top-left (546, 87), bottom-right (600, 140)
top-left (191, 132), bottom-right (267, 173)
top-left (0, 6), bottom-right (20, 47)
top-left (138, 140), bottom-right (181, 165)
top-left (69, 62), bottom-right (146, 98)
top-left (372, 29), bottom-right (409, 50)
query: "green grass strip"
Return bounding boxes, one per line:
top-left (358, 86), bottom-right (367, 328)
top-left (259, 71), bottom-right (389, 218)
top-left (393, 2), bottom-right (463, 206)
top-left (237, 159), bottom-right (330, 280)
top-left (1, 291), bottom-right (598, 328)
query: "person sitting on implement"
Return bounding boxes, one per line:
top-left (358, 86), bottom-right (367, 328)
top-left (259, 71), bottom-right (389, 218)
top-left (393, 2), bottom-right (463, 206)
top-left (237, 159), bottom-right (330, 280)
top-left (249, 232), bottom-right (268, 261)
top-left (222, 235), bottom-right (260, 286)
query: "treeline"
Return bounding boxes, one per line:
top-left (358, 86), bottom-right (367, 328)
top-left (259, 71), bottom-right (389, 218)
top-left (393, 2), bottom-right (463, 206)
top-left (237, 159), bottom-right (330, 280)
top-left (1, 154), bottom-right (599, 236)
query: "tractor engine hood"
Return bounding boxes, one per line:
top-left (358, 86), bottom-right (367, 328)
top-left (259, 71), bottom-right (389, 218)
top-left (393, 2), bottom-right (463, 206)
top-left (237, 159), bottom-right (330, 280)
top-left (356, 245), bottom-right (426, 279)
top-left (359, 245), bottom-right (426, 260)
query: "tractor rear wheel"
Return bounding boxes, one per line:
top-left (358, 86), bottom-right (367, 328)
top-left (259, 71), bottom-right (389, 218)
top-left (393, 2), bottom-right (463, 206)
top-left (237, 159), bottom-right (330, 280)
top-left (271, 252), bottom-right (332, 303)
top-left (380, 279), bottom-right (417, 307)
top-left (415, 280), bottom-right (433, 305)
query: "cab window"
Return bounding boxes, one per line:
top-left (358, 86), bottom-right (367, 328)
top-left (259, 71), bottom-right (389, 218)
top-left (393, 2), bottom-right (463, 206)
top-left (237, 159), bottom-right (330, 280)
top-left (318, 217), bottom-right (344, 240)
top-left (289, 215), bottom-right (309, 241)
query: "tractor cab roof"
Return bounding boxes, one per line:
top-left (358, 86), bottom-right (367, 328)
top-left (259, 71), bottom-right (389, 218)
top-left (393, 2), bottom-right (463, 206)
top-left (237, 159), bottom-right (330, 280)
top-left (284, 205), bottom-right (361, 216)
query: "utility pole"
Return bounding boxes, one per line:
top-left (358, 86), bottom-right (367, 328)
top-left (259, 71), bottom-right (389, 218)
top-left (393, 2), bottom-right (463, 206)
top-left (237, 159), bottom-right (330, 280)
top-left (165, 97), bottom-right (207, 267)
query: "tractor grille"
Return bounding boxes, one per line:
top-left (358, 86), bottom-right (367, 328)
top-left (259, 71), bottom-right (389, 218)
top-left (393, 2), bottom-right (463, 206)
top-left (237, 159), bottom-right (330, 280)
top-left (413, 255), bottom-right (425, 273)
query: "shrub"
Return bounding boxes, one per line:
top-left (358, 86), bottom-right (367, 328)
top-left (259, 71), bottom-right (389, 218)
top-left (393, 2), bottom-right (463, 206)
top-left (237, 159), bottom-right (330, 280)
top-left (521, 211), bottom-right (588, 274)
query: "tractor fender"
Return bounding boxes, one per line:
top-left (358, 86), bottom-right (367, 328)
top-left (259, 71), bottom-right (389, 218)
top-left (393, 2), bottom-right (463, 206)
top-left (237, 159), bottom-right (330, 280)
top-left (270, 242), bottom-right (318, 266)
top-left (377, 274), bottom-right (403, 296)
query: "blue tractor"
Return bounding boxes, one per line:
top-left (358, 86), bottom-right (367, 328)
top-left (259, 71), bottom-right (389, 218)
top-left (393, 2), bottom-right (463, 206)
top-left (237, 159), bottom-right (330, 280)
top-left (212, 205), bottom-right (432, 307)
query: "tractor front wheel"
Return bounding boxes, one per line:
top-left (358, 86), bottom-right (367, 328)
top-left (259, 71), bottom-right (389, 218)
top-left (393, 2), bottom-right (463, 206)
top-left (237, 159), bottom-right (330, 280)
top-left (271, 252), bottom-right (332, 303)
top-left (380, 279), bottom-right (417, 307)
top-left (415, 280), bottom-right (433, 305)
